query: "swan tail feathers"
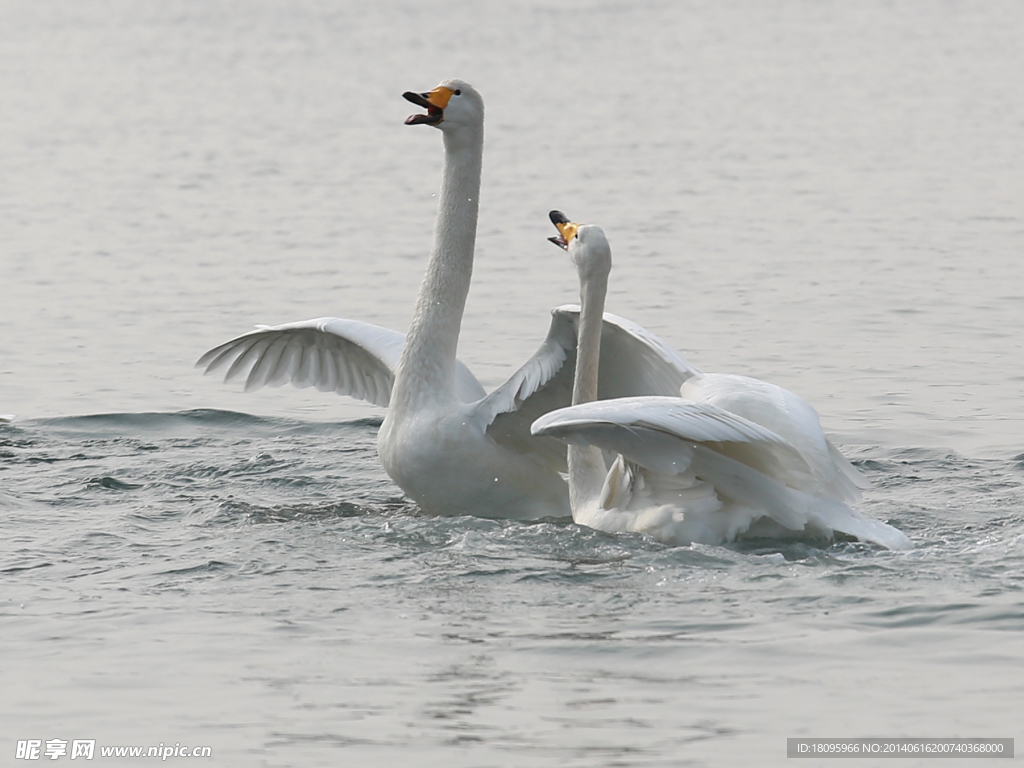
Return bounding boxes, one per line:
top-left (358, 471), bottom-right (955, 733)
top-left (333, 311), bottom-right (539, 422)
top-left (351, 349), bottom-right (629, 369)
top-left (826, 438), bottom-right (872, 495)
top-left (690, 446), bottom-right (911, 549)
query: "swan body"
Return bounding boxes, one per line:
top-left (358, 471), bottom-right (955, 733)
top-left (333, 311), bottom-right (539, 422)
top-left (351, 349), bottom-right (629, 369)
top-left (532, 214), bottom-right (911, 549)
top-left (198, 81), bottom-right (697, 519)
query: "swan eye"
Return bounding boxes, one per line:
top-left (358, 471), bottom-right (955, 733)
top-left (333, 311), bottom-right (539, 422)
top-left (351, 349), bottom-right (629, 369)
top-left (454, 89), bottom-right (461, 96)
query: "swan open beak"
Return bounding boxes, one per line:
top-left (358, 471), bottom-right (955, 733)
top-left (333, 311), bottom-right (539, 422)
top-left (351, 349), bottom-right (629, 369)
top-left (548, 210), bottom-right (580, 250)
top-left (404, 86), bottom-right (456, 126)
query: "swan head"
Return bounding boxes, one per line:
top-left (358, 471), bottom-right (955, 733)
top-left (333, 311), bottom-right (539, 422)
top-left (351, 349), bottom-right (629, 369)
top-left (548, 210), bottom-right (611, 283)
top-left (403, 79), bottom-right (483, 132)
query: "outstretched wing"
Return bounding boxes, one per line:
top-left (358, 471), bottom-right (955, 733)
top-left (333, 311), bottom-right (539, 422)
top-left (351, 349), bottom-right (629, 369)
top-left (474, 307), bottom-right (702, 468)
top-left (197, 317), bottom-right (486, 408)
top-left (531, 395), bottom-right (792, 474)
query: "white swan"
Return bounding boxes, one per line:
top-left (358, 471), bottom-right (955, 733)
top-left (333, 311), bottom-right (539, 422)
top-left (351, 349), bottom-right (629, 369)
top-left (532, 213), bottom-right (911, 549)
top-left (197, 80), bottom-right (697, 519)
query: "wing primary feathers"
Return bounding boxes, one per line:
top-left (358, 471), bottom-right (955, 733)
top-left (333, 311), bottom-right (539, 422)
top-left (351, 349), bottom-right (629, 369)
top-left (316, 345), bottom-right (336, 393)
top-left (245, 336), bottom-right (288, 392)
top-left (201, 336), bottom-right (258, 379)
top-left (295, 344), bottom-right (315, 388)
top-left (272, 341), bottom-right (301, 387)
top-left (198, 317), bottom-right (458, 409)
top-left (226, 337), bottom-right (269, 383)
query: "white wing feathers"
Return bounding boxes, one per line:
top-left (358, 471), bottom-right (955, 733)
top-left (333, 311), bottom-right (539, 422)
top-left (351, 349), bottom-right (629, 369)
top-left (680, 373), bottom-right (869, 502)
top-left (532, 396), bottom-right (795, 474)
top-left (531, 396), bottom-right (911, 549)
top-left (198, 308), bottom-right (694, 431)
top-left (574, 306), bottom-right (702, 398)
top-left (477, 306), bottom-right (700, 432)
top-left (197, 317), bottom-right (486, 408)
top-left (690, 446), bottom-right (910, 548)
top-left (532, 396), bottom-right (789, 446)
top-left (471, 309), bottom-right (578, 427)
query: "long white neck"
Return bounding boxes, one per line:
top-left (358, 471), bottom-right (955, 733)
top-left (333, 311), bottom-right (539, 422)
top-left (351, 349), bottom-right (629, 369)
top-left (391, 124), bottom-right (483, 412)
top-left (568, 269), bottom-right (610, 508)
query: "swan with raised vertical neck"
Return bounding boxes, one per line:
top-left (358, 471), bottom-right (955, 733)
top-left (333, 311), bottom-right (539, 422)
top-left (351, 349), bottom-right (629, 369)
top-left (533, 212), bottom-right (911, 548)
top-left (197, 81), bottom-right (700, 519)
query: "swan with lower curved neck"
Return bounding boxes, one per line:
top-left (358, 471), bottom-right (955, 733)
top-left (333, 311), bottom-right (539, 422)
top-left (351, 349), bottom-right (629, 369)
top-left (198, 81), bottom-right (699, 519)
top-left (532, 212), bottom-right (911, 548)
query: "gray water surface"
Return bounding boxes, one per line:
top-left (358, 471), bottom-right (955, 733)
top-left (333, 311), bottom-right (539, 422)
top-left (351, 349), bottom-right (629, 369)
top-left (2, 2), bottom-right (1023, 766)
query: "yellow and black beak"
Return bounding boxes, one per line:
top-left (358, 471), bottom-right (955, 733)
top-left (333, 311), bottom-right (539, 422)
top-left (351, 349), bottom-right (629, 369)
top-left (404, 86), bottom-right (456, 126)
top-left (548, 210), bottom-right (580, 250)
